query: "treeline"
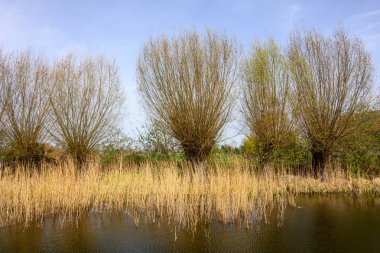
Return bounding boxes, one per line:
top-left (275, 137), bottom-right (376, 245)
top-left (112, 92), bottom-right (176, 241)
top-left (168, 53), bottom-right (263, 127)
top-left (137, 28), bottom-right (377, 176)
top-left (0, 27), bottom-right (378, 176)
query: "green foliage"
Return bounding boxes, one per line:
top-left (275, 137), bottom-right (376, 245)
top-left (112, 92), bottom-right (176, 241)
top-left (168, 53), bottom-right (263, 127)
top-left (0, 141), bottom-right (51, 166)
top-left (270, 136), bottom-right (310, 169)
top-left (241, 137), bottom-right (257, 158)
top-left (100, 130), bottom-right (134, 165)
top-left (335, 122), bottom-right (380, 174)
top-left (241, 135), bottom-right (309, 169)
top-left (137, 123), bottom-right (180, 154)
top-left (100, 127), bottom-right (184, 166)
top-left (212, 144), bottom-right (241, 156)
top-left (122, 151), bottom-right (185, 165)
top-left (0, 148), bottom-right (15, 165)
top-left (100, 145), bottom-right (124, 165)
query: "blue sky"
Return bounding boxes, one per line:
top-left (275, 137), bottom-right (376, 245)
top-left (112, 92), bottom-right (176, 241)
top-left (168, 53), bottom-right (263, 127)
top-left (1, 0), bottom-right (380, 146)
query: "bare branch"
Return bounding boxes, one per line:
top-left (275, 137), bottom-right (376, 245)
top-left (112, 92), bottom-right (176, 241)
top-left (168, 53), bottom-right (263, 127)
top-left (288, 28), bottom-right (374, 173)
top-left (48, 53), bottom-right (125, 164)
top-left (137, 30), bottom-right (239, 163)
top-left (241, 39), bottom-right (294, 165)
top-left (0, 48), bottom-right (50, 163)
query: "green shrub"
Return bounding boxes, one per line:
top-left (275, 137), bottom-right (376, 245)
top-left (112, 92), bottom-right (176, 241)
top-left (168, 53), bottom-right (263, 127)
top-left (241, 135), bottom-right (309, 170)
top-left (335, 127), bottom-right (380, 174)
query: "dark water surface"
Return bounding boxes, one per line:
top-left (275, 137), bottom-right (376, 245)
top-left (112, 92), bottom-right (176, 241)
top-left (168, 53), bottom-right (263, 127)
top-left (1, 196), bottom-right (380, 253)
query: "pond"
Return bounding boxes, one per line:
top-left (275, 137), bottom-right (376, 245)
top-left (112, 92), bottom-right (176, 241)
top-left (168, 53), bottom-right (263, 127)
top-left (1, 196), bottom-right (380, 253)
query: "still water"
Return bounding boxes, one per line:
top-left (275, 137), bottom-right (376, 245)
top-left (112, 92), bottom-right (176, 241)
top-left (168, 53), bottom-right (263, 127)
top-left (1, 196), bottom-right (380, 253)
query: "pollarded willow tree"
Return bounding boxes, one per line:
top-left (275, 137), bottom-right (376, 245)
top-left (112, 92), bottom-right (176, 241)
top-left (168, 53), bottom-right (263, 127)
top-left (137, 30), bottom-right (239, 164)
top-left (48, 54), bottom-right (125, 165)
top-left (288, 28), bottom-right (374, 175)
top-left (241, 39), bottom-right (294, 166)
top-left (0, 49), bottom-right (50, 163)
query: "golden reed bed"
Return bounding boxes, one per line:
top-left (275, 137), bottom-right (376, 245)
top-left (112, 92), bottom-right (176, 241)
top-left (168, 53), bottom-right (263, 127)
top-left (1, 159), bottom-right (380, 230)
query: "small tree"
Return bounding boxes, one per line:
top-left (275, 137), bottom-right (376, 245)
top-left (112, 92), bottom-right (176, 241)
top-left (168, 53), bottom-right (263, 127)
top-left (100, 129), bottom-right (134, 165)
top-left (0, 49), bottom-right (50, 164)
top-left (137, 30), bottom-right (238, 165)
top-left (137, 122), bottom-right (180, 154)
top-left (241, 39), bottom-right (294, 167)
top-left (48, 54), bottom-right (125, 165)
top-left (288, 28), bottom-right (374, 175)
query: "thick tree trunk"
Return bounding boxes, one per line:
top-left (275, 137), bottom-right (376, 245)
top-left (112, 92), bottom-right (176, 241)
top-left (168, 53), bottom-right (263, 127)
top-left (311, 149), bottom-right (329, 178)
top-left (183, 144), bottom-right (211, 181)
top-left (258, 142), bottom-right (274, 170)
top-left (72, 150), bottom-right (88, 171)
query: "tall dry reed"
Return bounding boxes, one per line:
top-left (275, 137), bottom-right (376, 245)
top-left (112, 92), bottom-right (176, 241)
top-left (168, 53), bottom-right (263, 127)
top-left (1, 159), bottom-right (380, 230)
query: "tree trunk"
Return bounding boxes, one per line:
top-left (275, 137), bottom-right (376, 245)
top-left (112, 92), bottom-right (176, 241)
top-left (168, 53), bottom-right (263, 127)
top-left (258, 142), bottom-right (274, 170)
top-left (72, 151), bottom-right (88, 171)
top-left (183, 145), bottom-right (211, 181)
top-left (311, 149), bottom-right (329, 178)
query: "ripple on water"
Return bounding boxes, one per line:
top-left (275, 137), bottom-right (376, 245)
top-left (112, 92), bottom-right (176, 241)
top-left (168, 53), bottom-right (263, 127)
top-left (1, 195), bottom-right (380, 253)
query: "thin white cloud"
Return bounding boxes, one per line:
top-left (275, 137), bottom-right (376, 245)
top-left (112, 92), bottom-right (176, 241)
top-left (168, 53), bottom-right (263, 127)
top-left (352, 9), bottom-right (380, 19)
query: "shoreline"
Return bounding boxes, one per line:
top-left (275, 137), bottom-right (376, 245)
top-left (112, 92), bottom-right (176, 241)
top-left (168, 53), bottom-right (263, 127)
top-left (1, 160), bottom-right (380, 229)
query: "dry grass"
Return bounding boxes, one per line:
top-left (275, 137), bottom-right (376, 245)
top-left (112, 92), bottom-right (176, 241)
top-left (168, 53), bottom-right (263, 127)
top-left (1, 159), bottom-right (380, 230)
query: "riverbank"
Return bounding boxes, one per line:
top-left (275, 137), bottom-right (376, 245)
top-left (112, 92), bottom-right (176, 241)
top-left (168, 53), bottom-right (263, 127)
top-left (1, 160), bottom-right (380, 229)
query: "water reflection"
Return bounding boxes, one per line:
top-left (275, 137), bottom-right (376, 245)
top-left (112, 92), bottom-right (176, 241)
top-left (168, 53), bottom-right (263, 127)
top-left (1, 195), bottom-right (380, 253)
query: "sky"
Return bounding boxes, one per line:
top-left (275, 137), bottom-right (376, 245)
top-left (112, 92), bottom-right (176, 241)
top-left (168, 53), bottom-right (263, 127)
top-left (1, 0), bottom-right (380, 146)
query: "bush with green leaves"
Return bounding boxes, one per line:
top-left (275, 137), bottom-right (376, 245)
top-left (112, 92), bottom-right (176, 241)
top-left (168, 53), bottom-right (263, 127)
top-left (136, 122), bottom-right (180, 154)
top-left (241, 135), bottom-right (309, 170)
top-left (100, 130), bottom-right (134, 165)
top-left (334, 115), bottom-right (380, 174)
